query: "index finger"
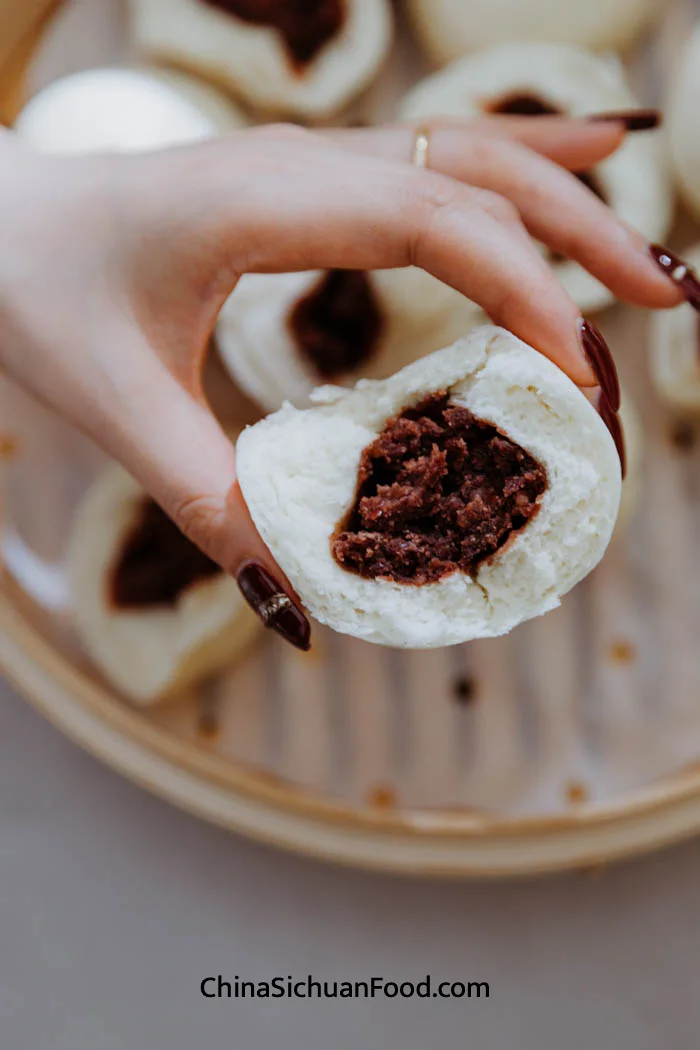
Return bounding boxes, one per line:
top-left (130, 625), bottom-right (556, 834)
top-left (151, 131), bottom-right (594, 386)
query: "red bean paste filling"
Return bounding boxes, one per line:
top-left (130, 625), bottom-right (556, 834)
top-left (288, 269), bottom-right (384, 380)
top-left (110, 499), bottom-right (221, 610)
top-left (200, 0), bottom-right (346, 68)
top-left (332, 392), bottom-right (548, 585)
top-left (485, 91), bottom-right (607, 206)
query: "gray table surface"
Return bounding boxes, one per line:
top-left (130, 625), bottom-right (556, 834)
top-left (1, 675), bottom-right (700, 1050)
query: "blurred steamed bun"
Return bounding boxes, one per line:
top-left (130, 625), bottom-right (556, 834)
top-left (217, 267), bottom-right (484, 412)
top-left (406, 0), bottom-right (661, 66)
top-left (400, 44), bottom-right (672, 314)
top-left (15, 66), bottom-right (245, 152)
top-left (69, 464), bottom-right (259, 703)
top-left (669, 26), bottom-right (700, 221)
top-left (649, 243), bottom-right (700, 415)
top-left (129, 0), bottom-right (393, 118)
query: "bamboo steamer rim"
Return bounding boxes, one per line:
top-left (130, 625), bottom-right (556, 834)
top-left (4, 580), bottom-right (700, 877)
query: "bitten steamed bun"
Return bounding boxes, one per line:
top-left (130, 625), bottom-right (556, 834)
top-left (129, 0), bottom-right (393, 118)
top-left (69, 466), bottom-right (259, 703)
top-left (406, 0), bottom-right (660, 66)
top-left (14, 67), bottom-right (245, 151)
top-left (650, 243), bottom-right (700, 414)
top-left (217, 268), bottom-right (483, 411)
top-left (236, 327), bottom-right (622, 648)
top-left (400, 44), bottom-right (671, 314)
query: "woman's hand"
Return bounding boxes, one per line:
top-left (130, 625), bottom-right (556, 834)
top-left (0, 118), bottom-right (685, 648)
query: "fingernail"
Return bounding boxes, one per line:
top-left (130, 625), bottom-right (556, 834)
top-left (649, 244), bottom-right (700, 309)
top-left (597, 392), bottom-right (627, 479)
top-left (578, 319), bottom-right (621, 413)
top-left (588, 109), bottom-right (661, 132)
top-left (236, 561), bottom-right (311, 652)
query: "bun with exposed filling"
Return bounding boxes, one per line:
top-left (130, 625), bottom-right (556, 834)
top-left (69, 466), bottom-right (259, 703)
top-left (129, 0), bottom-right (392, 118)
top-left (217, 268), bottom-right (483, 411)
top-left (237, 326), bottom-right (622, 647)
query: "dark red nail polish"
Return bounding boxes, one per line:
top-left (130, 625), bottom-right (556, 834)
top-left (236, 561), bottom-right (311, 652)
top-left (588, 109), bottom-right (661, 132)
top-left (579, 319), bottom-right (621, 413)
top-left (597, 393), bottom-right (627, 479)
top-left (649, 244), bottom-right (700, 310)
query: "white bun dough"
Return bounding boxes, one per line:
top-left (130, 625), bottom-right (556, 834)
top-left (69, 465), bottom-right (259, 704)
top-left (669, 27), bottom-right (700, 221)
top-left (236, 327), bottom-right (622, 648)
top-left (129, 0), bottom-right (392, 118)
top-left (400, 44), bottom-right (672, 314)
top-left (14, 66), bottom-right (245, 152)
top-left (650, 243), bottom-right (700, 413)
top-left (406, 0), bottom-right (660, 65)
top-left (217, 268), bottom-right (484, 411)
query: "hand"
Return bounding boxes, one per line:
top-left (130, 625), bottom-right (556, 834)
top-left (0, 118), bottom-right (683, 648)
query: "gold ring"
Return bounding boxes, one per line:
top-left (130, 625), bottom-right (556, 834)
top-left (412, 127), bottom-right (430, 169)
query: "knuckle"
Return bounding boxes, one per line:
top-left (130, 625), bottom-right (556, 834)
top-left (168, 492), bottom-right (226, 562)
top-left (474, 188), bottom-right (521, 226)
top-left (407, 176), bottom-right (522, 268)
top-left (413, 174), bottom-right (463, 219)
top-left (464, 133), bottom-right (500, 173)
top-left (407, 175), bottom-right (465, 266)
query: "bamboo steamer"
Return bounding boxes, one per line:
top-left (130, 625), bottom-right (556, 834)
top-left (1, 0), bottom-right (700, 878)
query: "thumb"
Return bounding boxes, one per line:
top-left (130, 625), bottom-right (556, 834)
top-left (98, 359), bottom-right (311, 652)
